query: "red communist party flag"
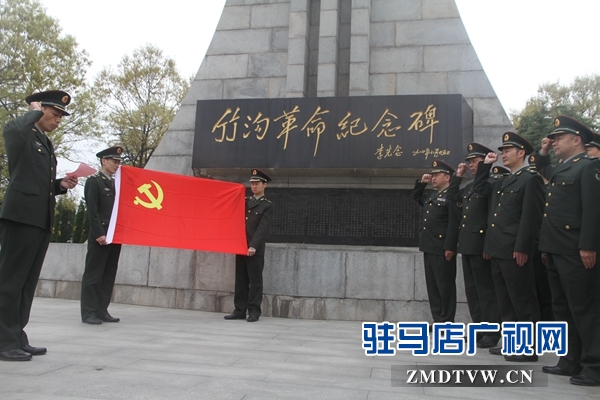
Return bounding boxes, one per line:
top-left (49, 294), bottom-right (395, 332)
top-left (106, 166), bottom-right (247, 255)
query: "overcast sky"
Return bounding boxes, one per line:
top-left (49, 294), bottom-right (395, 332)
top-left (36, 0), bottom-right (600, 174)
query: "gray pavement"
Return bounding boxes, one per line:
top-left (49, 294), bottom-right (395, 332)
top-left (0, 298), bottom-right (598, 400)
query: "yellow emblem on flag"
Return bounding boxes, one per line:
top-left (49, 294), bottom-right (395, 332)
top-left (134, 180), bottom-right (164, 210)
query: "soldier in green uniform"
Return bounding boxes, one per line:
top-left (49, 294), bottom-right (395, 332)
top-left (225, 169), bottom-right (273, 322)
top-left (535, 116), bottom-right (600, 386)
top-left (585, 131), bottom-right (600, 158)
top-left (80, 147), bottom-right (123, 325)
top-left (450, 143), bottom-right (501, 348)
top-left (526, 153), bottom-right (554, 322)
top-left (412, 160), bottom-right (461, 324)
top-left (0, 90), bottom-right (78, 361)
top-left (473, 132), bottom-right (544, 362)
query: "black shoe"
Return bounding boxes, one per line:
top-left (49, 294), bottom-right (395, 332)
top-left (21, 344), bottom-right (46, 356)
top-left (570, 374), bottom-right (600, 386)
top-left (488, 346), bottom-right (502, 356)
top-left (0, 349), bottom-right (32, 361)
top-left (224, 313), bottom-right (245, 320)
top-left (98, 313), bottom-right (120, 323)
top-left (477, 336), bottom-right (498, 349)
top-left (247, 315), bottom-right (259, 322)
top-left (542, 365), bottom-right (577, 376)
top-left (83, 316), bottom-right (103, 325)
top-left (504, 354), bottom-right (538, 362)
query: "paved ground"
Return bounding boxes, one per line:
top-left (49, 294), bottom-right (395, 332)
top-left (0, 298), bottom-right (598, 400)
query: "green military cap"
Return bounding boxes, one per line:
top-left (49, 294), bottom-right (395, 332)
top-left (431, 159), bottom-right (455, 175)
top-left (498, 131), bottom-right (534, 155)
top-left (96, 146), bottom-right (123, 160)
top-left (528, 154), bottom-right (537, 170)
top-left (249, 168), bottom-right (271, 182)
top-left (585, 132), bottom-right (600, 149)
top-left (25, 90), bottom-right (71, 116)
top-left (492, 166), bottom-right (510, 175)
top-left (548, 115), bottom-right (593, 143)
top-left (465, 142), bottom-right (494, 160)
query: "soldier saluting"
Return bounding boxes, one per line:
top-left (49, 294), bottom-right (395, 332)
top-left (472, 132), bottom-right (544, 362)
top-left (450, 143), bottom-right (501, 349)
top-left (535, 116), bottom-right (600, 386)
top-left (412, 160), bottom-right (461, 324)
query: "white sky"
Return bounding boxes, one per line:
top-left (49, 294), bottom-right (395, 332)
top-left (35, 0), bottom-right (600, 176)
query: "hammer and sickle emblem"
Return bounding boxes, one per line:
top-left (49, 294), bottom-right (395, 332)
top-left (133, 180), bottom-right (164, 210)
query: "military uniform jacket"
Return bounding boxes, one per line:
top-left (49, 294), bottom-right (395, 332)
top-left (473, 163), bottom-right (544, 259)
top-left (84, 172), bottom-right (116, 240)
top-left (451, 179), bottom-right (492, 255)
top-left (536, 152), bottom-right (600, 255)
top-left (245, 196), bottom-right (273, 256)
top-left (412, 176), bottom-right (461, 256)
top-left (1, 110), bottom-right (66, 230)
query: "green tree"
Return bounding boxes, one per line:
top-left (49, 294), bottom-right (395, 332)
top-left (51, 194), bottom-right (77, 243)
top-left (0, 0), bottom-right (100, 199)
top-left (93, 44), bottom-right (191, 168)
top-left (511, 74), bottom-right (600, 151)
top-left (72, 198), bottom-right (88, 243)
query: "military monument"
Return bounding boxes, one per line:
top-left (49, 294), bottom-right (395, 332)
top-left (38, 0), bottom-right (513, 322)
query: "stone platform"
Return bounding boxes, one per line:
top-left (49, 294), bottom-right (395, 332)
top-left (37, 243), bottom-right (470, 322)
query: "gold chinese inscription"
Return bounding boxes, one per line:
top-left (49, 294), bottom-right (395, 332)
top-left (209, 103), bottom-right (450, 159)
top-left (408, 104), bottom-right (439, 144)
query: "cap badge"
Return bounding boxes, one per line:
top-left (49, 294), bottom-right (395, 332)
top-left (504, 134), bottom-right (509, 141)
top-left (432, 161), bottom-right (438, 167)
top-left (252, 169), bottom-right (257, 175)
top-left (596, 169), bottom-right (600, 181)
top-left (493, 167), bottom-right (498, 173)
top-left (554, 118), bottom-right (560, 127)
top-left (530, 155), bottom-right (535, 162)
top-left (468, 144), bottom-right (473, 151)
top-left (117, 147), bottom-right (122, 154)
top-left (61, 95), bottom-right (69, 104)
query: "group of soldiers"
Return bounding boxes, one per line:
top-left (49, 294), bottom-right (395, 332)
top-left (412, 115), bottom-right (600, 387)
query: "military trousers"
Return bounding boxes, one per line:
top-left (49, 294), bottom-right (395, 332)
top-left (490, 257), bottom-right (540, 324)
top-left (81, 240), bottom-right (122, 320)
top-left (0, 220), bottom-right (50, 351)
top-left (462, 254), bottom-right (501, 340)
top-left (546, 253), bottom-right (600, 380)
top-left (423, 252), bottom-right (456, 323)
top-left (234, 254), bottom-right (264, 317)
top-left (532, 251), bottom-right (554, 321)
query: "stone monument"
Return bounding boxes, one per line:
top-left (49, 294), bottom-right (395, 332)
top-left (38, 0), bottom-right (513, 322)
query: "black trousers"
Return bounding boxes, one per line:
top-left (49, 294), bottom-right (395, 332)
top-left (80, 239), bottom-right (122, 320)
top-left (462, 254), bottom-right (501, 339)
top-left (0, 220), bottom-right (50, 351)
top-left (546, 253), bottom-right (600, 380)
top-left (423, 253), bottom-right (456, 323)
top-left (490, 257), bottom-right (540, 324)
top-left (532, 252), bottom-right (554, 321)
top-left (234, 254), bottom-right (264, 317)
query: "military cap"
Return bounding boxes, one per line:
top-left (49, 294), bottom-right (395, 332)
top-left (498, 131), bottom-right (534, 155)
top-left (527, 154), bottom-right (537, 170)
top-left (430, 159), bottom-right (455, 175)
top-left (96, 146), bottom-right (123, 160)
top-left (492, 166), bottom-right (510, 175)
top-left (249, 168), bottom-right (271, 182)
top-left (25, 90), bottom-right (71, 116)
top-left (585, 132), bottom-right (600, 149)
top-left (548, 115), bottom-right (593, 143)
top-left (465, 142), bottom-right (494, 160)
